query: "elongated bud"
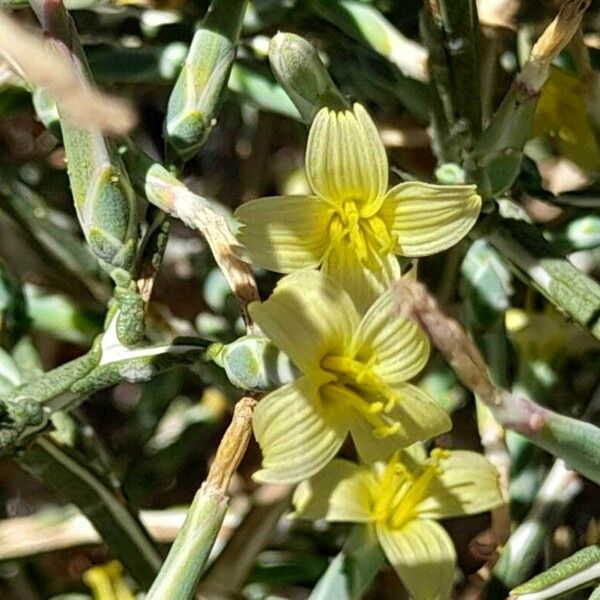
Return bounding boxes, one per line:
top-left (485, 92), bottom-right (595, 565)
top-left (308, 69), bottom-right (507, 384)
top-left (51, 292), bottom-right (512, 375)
top-left (36, 3), bottom-right (140, 282)
top-left (210, 335), bottom-right (299, 390)
top-left (165, 0), bottom-right (248, 160)
top-left (269, 32), bottom-right (348, 124)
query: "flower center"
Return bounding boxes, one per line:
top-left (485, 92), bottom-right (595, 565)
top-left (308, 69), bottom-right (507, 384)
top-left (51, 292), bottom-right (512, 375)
top-left (372, 449), bottom-right (449, 529)
top-left (327, 200), bottom-right (396, 268)
top-left (319, 354), bottom-right (400, 438)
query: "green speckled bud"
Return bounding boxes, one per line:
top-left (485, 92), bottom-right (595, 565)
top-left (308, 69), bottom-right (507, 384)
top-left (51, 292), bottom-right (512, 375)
top-left (52, 23), bottom-right (140, 282)
top-left (212, 335), bottom-right (299, 391)
top-left (84, 165), bottom-right (138, 268)
top-left (268, 32), bottom-right (348, 124)
top-left (165, 0), bottom-right (248, 160)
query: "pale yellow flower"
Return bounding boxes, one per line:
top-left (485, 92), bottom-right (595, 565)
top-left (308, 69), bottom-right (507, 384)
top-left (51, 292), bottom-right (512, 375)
top-left (83, 561), bottom-right (134, 600)
top-left (531, 67), bottom-right (600, 172)
top-left (236, 103), bottom-right (481, 311)
top-left (293, 445), bottom-right (504, 600)
top-left (250, 270), bottom-right (451, 483)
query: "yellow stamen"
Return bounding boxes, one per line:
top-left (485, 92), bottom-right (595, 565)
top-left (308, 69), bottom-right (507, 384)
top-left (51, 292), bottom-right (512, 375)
top-left (325, 199), bottom-right (394, 269)
top-left (388, 448), bottom-right (449, 529)
top-left (320, 354), bottom-right (401, 438)
top-left (83, 562), bottom-right (134, 600)
top-left (373, 452), bottom-right (403, 519)
top-left (322, 383), bottom-right (385, 424)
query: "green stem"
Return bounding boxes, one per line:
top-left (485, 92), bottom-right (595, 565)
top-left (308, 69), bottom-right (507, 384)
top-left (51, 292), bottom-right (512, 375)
top-left (145, 483), bottom-right (228, 599)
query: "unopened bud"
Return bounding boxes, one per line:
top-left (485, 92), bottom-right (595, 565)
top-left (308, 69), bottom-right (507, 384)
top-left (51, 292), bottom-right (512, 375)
top-left (211, 335), bottom-right (299, 391)
top-left (269, 32), bottom-right (347, 124)
top-left (165, 0), bottom-right (247, 160)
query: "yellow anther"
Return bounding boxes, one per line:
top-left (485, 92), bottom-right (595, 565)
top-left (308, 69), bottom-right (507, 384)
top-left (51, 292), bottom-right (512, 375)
top-left (431, 447), bottom-right (450, 461)
top-left (366, 215), bottom-right (395, 253)
top-left (367, 401), bottom-right (385, 413)
top-left (374, 421), bottom-right (401, 438)
top-left (326, 200), bottom-right (396, 271)
top-left (323, 384), bottom-right (387, 431)
top-left (83, 561), bottom-right (134, 600)
top-left (389, 458), bottom-right (441, 529)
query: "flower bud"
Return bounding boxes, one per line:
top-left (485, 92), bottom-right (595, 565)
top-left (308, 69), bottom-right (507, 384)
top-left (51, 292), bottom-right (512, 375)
top-left (212, 335), bottom-right (299, 390)
top-left (165, 0), bottom-right (247, 160)
top-left (269, 32), bottom-right (347, 124)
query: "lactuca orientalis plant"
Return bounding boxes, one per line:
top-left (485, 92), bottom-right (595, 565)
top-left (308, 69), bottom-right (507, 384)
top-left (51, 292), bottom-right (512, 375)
top-left (1, 0), bottom-right (600, 598)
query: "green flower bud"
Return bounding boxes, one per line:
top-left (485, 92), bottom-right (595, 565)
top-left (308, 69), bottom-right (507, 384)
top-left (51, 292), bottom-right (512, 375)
top-left (268, 32), bottom-right (348, 124)
top-left (165, 0), bottom-right (248, 160)
top-left (212, 335), bottom-right (299, 391)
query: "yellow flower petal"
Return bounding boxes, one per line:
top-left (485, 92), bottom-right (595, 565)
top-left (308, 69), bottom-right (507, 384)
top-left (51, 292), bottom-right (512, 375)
top-left (349, 383), bottom-right (452, 463)
top-left (353, 290), bottom-right (430, 383)
top-left (376, 519), bottom-right (456, 600)
top-left (380, 182), bottom-right (481, 257)
top-left (249, 270), bottom-right (360, 374)
top-left (322, 243), bottom-right (401, 313)
top-left (253, 376), bottom-right (347, 483)
top-left (415, 450), bottom-right (504, 519)
top-left (235, 195), bottom-right (331, 272)
top-left (532, 67), bottom-right (600, 172)
top-left (306, 103), bottom-right (388, 209)
top-left (292, 459), bottom-right (376, 522)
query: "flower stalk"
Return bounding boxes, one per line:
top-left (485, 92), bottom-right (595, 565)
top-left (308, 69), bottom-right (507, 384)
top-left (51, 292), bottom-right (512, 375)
top-left (146, 396), bottom-right (256, 600)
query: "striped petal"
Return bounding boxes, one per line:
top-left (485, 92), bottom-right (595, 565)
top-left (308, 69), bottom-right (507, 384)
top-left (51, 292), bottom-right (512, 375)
top-left (380, 182), bottom-right (481, 257)
top-left (235, 195), bottom-right (330, 272)
top-left (249, 270), bottom-right (360, 374)
top-left (292, 459), bottom-right (376, 522)
top-left (253, 376), bottom-right (346, 484)
top-left (349, 383), bottom-right (452, 464)
top-left (307, 103), bottom-right (388, 210)
top-left (376, 519), bottom-right (456, 600)
top-left (353, 290), bottom-right (430, 384)
top-left (416, 450), bottom-right (504, 519)
top-left (322, 243), bottom-right (401, 313)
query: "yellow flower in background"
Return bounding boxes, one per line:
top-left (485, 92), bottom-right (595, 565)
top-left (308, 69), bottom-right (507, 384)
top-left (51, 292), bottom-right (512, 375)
top-left (83, 561), bottom-right (135, 600)
top-left (236, 103), bottom-right (481, 311)
top-left (506, 305), bottom-right (598, 365)
top-left (531, 66), bottom-right (600, 172)
top-left (250, 270), bottom-right (451, 483)
top-left (293, 445), bottom-right (504, 600)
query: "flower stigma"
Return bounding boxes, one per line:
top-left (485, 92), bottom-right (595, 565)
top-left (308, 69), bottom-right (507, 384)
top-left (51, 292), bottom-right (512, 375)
top-left (372, 449), bottom-right (450, 529)
top-left (320, 353), bottom-right (401, 438)
top-left (326, 199), bottom-right (397, 270)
